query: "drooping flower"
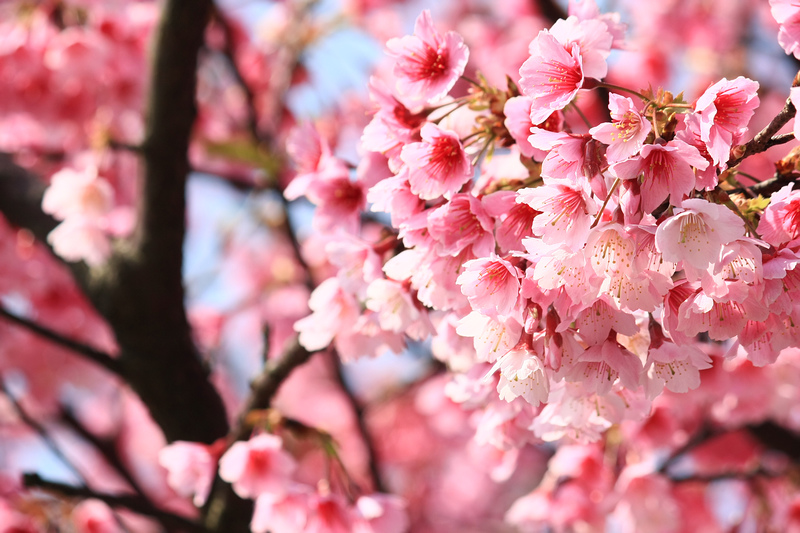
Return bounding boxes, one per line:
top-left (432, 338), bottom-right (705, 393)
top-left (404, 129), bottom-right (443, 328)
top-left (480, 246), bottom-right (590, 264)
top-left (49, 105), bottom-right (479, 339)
top-left (693, 76), bottom-right (760, 166)
top-left (611, 139), bottom-right (708, 213)
top-left (757, 184), bottom-right (800, 248)
top-left (589, 93), bottom-right (651, 162)
top-left (158, 440), bottom-right (221, 507)
top-left (426, 193), bottom-right (495, 257)
top-left (490, 345), bottom-right (550, 406)
top-left (654, 198), bottom-right (744, 271)
top-left (218, 433), bottom-right (297, 499)
top-left (457, 254), bottom-right (523, 318)
top-left (400, 122), bottom-right (472, 200)
top-left (385, 10), bottom-right (469, 104)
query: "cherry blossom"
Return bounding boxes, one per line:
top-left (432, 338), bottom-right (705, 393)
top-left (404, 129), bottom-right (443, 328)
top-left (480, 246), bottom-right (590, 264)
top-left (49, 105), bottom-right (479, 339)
top-left (218, 433), bottom-right (297, 499)
top-left (385, 10), bottom-right (469, 104)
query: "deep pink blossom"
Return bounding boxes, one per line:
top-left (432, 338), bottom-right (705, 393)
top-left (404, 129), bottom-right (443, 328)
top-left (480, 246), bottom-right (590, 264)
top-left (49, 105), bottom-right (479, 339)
top-left (385, 10), bottom-right (469, 104)
top-left (518, 179), bottom-right (598, 251)
top-left (611, 139), bottom-right (708, 213)
top-left (426, 193), bottom-right (495, 257)
top-left (400, 123), bottom-right (472, 200)
top-left (457, 255), bottom-right (523, 318)
top-left (694, 76), bottom-right (760, 166)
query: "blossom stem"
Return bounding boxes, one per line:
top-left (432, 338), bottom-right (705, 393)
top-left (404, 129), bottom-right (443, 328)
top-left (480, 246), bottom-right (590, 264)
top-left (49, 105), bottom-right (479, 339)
top-left (570, 102), bottom-right (592, 129)
top-left (460, 75), bottom-right (483, 88)
top-left (591, 177), bottom-right (621, 228)
top-left (595, 82), bottom-right (649, 101)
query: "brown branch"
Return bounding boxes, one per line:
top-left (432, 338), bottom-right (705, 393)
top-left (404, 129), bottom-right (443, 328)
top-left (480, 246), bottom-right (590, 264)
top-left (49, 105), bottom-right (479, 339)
top-left (0, 306), bottom-right (121, 375)
top-left (23, 473), bottom-right (209, 533)
top-left (203, 340), bottom-right (319, 532)
top-left (86, 0), bottom-right (231, 446)
top-left (727, 96), bottom-right (797, 169)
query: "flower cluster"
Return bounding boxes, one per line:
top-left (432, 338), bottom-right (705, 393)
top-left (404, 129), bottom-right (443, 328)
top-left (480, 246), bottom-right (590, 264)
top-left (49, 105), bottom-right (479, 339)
top-left (289, 3), bottom-right (798, 460)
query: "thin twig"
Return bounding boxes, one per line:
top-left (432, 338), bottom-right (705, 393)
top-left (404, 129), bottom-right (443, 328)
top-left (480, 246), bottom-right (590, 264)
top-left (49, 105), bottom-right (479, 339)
top-left (23, 473), bottom-right (209, 533)
top-left (328, 352), bottom-right (385, 493)
top-left (59, 408), bottom-right (147, 497)
top-left (0, 306), bottom-right (121, 375)
top-left (2, 380), bottom-right (86, 483)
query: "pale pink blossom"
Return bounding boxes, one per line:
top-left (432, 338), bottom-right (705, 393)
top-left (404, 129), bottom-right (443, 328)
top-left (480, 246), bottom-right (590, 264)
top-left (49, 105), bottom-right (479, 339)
top-left (400, 123), bottom-right (472, 200)
top-left (677, 288), bottom-right (769, 341)
top-left (304, 492), bottom-right (357, 533)
top-left (483, 191), bottom-right (539, 254)
top-left (548, 16), bottom-right (613, 80)
top-left (568, 0), bottom-right (627, 49)
top-left (294, 277), bottom-right (360, 351)
top-left (611, 139), bottom-right (708, 213)
top-left (353, 494), bottom-right (409, 533)
top-left (284, 122), bottom-right (349, 200)
top-left (502, 95), bottom-right (562, 160)
top-left (771, 0), bottom-right (800, 58)
top-left (251, 486), bottom-right (311, 533)
top-left (528, 128), bottom-right (606, 192)
top-left (457, 255), bottom-right (523, 318)
top-left (654, 199), bottom-right (745, 271)
top-left (589, 93), bottom-right (651, 162)
top-left (42, 166), bottom-right (113, 220)
top-left (490, 346), bottom-right (550, 406)
top-left (365, 278), bottom-right (433, 339)
top-left (218, 433), bottom-right (297, 499)
top-left (158, 440), bottom-right (220, 506)
top-left (47, 216), bottom-right (112, 266)
top-left (456, 311), bottom-right (523, 363)
top-left (694, 76), bottom-right (760, 166)
top-left (385, 10), bottom-right (469, 104)
top-left (569, 336), bottom-right (643, 394)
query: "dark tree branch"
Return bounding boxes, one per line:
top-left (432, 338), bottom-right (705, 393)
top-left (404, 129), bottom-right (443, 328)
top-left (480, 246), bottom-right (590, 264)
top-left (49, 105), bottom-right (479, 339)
top-left (0, 154), bottom-right (60, 243)
top-left (23, 473), bottom-right (209, 533)
top-left (86, 0), bottom-right (230, 446)
top-left (203, 340), bottom-right (319, 532)
top-left (534, 0), bottom-right (568, 22)
top-left (727, 96), bottom-right (797, 169)
top-left (0, 306), bottom-right (121, 375)
top-left (2, 381), bottom-right (86, 484)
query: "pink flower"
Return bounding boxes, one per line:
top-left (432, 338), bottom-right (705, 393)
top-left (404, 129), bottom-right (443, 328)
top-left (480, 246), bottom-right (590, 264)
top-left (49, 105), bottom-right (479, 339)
top-left (569, 336), bottom-right (643, 394)
top-left (483, 191), bottom-right (539, 254)
top-left (400, 122), bottom-right (472, 200)
top-left (47, 216), bottom-right (112, 266)
top-left (518, 178), bottom-right (598, 251)
top-left (218, 433), bottom-right (297, 499)
top-left (758, 184), bottom-right (800, 248)
top-left (158, 440), bottom-right (221, 506)
top-left (457, 255), bottom-right (522, 318)
top-left (305, 492), bottom-right (357, 533)
top-left (42, 166), bottom-right (113, 219)
top-left (519, 31), bottom-right (585, 123)
top-left (502, 96), bottom-right (563, 160)
top-left (284, 122), bottom-right (349, 200)
top-left (456, 311), bottom-right (523, 363)
top-left (611, 139), bottom-right (708, 213)
top-left (490, 346), bottom-right (550, 406)
top-left (426, 193), bottom-right (495, 257)
top-left (589, 93), bottom-right (651, 162)
top-left (385, 10), bottom-right (469, 104)
top-left (294, 277), bottom-right (360, 351)
top-left (519, 17), bottom-right (612, 122)
top-left (693, 76), bottom-right (760, 166)
top-left (654, 199), bottom-right (744, 271)
top-left (771, 0), bottom-right (800, 58)
top-left (251, 486), bottom-right (311, 533)
top-left (365, 278), bottom-right (433, 339)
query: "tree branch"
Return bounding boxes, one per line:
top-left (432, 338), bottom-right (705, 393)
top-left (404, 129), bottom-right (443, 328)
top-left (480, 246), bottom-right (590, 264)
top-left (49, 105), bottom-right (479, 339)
top-left (23, 473), bottom-right (208, 533)
top-left (727, 96), bottom-right (797, 168)
top-left (86, 0), bottom-right (230, 446)
top-left (0, 306), bottom-right (121, 375)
